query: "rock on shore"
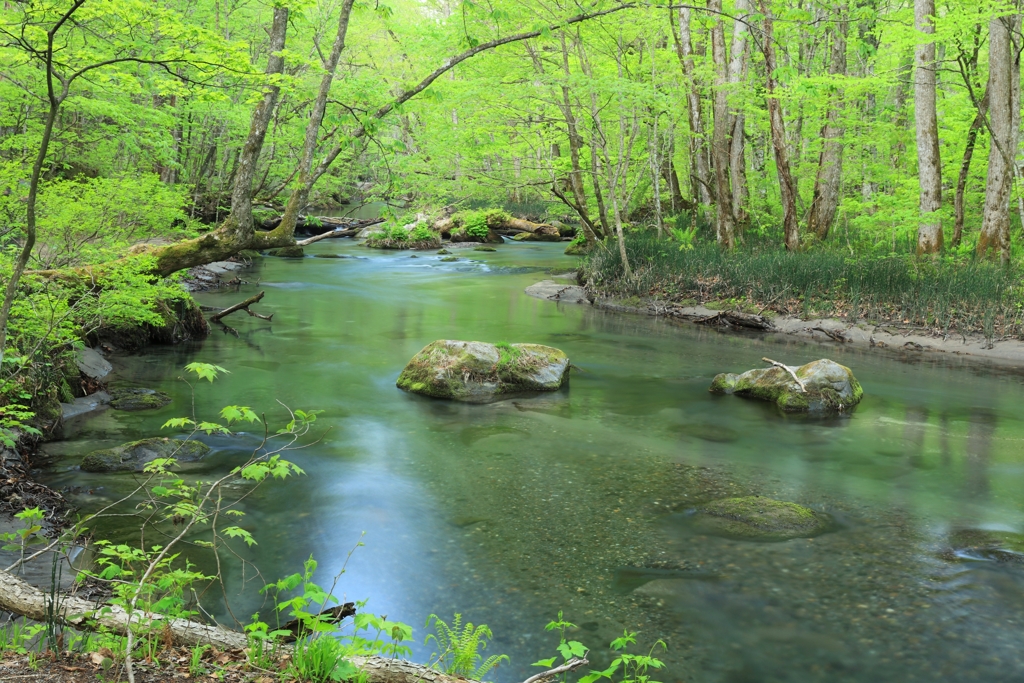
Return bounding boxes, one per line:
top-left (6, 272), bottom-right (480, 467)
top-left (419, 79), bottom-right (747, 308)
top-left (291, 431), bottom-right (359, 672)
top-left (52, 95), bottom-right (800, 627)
top-left (397, 340), bottom-right (570, 402)
top-left (710, 358), bottom-right (863, 413)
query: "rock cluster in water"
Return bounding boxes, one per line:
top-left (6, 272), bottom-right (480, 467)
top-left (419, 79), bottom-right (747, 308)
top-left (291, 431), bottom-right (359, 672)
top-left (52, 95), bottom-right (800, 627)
top-left (81, 438), bottom-right (210, 473)
top-left (690, 496), bottom-right (833, 541)
top-left (397, 340), bottom-right (570, 402)
top-left (710, 358), bottom-right (863, 413)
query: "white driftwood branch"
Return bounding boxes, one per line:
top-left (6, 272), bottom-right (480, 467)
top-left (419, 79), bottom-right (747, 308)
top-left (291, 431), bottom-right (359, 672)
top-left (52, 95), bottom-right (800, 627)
top-left (520, 657), bottom-right (589, 683)
top-left (762, 357), bottom-right (806, 392)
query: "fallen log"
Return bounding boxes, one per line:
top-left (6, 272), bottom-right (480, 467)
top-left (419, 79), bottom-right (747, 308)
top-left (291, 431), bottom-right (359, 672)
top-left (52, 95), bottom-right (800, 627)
top-left (296, 225), bottom-right (367, 246)
top-left (208, 291), bottom-right (272, 323)
top-left (0, 568), bottom-right (587, 683)
top-left (695, 310), bottom-right (774, 330)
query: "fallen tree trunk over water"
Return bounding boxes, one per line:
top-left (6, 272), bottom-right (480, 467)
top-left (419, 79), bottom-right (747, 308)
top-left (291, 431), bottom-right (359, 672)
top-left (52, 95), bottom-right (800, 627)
top-left (0, 568), bottom-right (584, 683)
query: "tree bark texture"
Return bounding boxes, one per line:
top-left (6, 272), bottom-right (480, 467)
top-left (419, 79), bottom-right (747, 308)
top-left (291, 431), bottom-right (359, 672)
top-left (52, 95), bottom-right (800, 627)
top-left (806, 6), bottom-right (848, 240)
top-left (676, 7), bottom-right (714, 206)
top-left (727, 0), bottom-right (751, 225)
top-left (914, 0), bottom-right (943, 254)
top-left (710, 0), bottom-right (736, 247)
top-left (977, 15), bottom-right (1015, 261)
top-left (760, 0), bottom-right (800, 250)
top-left (954, 93), bottom-right (987, 247)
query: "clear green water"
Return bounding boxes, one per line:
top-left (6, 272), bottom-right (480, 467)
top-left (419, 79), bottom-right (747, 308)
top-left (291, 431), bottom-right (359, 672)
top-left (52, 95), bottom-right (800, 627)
top-left (43, 240), bottom-right (1024, 682)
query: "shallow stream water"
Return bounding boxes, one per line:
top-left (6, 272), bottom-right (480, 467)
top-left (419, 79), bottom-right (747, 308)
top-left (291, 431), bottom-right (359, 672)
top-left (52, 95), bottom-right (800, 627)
top-left (42, 239), bottom-right (1024, 682)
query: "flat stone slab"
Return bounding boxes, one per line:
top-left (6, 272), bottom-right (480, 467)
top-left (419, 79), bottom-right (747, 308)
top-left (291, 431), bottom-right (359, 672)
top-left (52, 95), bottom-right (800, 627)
top-left (525, 280), bottom-right (590, 304)
top-left (61, 391), bottom-right (111, 420)
top-left (76, 348), bottom-right (112, 380)
top-left (204, 261), bottom-right (243, 274)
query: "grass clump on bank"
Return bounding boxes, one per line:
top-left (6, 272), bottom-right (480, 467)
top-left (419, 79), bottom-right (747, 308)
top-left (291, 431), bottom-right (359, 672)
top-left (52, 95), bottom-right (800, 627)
top-left (364, 222), bottom-right (440, 249)
top-left (581, 235), bottom-right (1024, 339)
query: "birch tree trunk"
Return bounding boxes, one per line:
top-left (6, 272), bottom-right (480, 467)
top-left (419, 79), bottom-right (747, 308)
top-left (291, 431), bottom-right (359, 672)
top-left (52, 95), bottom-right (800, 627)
top-left (806, 5), bottom-right (848, 240)
top-left (914, 0), bottom-right (943, 254)
top-left (977, 15), bottom-right (1015, 262)
top-left (710, 0), bottom-right (736, 247)
top-left (759, 0), bottom-right (800, 250)
top-left (676, 7), bottom-right (714, 207)
top-left (727, 0), bottom-right (751, 225)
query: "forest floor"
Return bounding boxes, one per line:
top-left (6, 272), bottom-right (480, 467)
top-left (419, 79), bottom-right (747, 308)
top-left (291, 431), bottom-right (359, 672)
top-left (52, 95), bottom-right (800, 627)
top-left (0, 646), bottom-right (276, 682)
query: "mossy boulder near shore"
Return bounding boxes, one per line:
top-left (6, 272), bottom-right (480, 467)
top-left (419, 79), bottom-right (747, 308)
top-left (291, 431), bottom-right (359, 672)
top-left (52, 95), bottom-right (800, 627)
top-left (397, 340), bottom-right (570, 402)
top-left (689, 496), bottom-right (834, 541)
top-left (81, 437), bottom-right (211, 473)
top-left (710, 358), bottom-right (863, 413)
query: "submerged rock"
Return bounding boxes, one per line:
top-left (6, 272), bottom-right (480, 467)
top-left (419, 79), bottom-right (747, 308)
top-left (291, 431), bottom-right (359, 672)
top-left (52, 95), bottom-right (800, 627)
top-left (81, 437), bottom-right (210, 473)
top-left (397, 340), bottom-right (570, 402)
top-left (267, 246), bottom-right (305, 258)
top-left (313, 253), bottom-right (344, 259)
top-left (710, 358), bottom-right (863, 413)
top-left (690, 496), bottom-right (833, 541)
top-left (109, 388), bottom-right (172, 411)
top-left (474, 246), bottom-right (497, 252)
top-left (946, 529), bottom-right (1024, 564)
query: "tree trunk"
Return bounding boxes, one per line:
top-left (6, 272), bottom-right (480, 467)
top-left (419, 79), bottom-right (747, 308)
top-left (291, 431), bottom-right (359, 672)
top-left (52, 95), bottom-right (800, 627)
top-left (710, 0), bottom-right (736, 247)
top-left (727, 0), bottom-right (751, 225)
top-left (270, 0), bottom-right (356, 245)
top-left (954, 93), bottom-right (987, 247)
top-left (806, 5), bottom-right (848, 241)
top-left (558, 32), bottom-right (600, 244)
top-left (914, 0), bottom-right (943, 254)
top-left (227, 7), bottom-right (289, 242)
top-left (760, 0), bottom-right (800, 250)
top-left (675, 7), bottom-right (714, 207)
top-left (977, 15), bottom-right (1015, 262)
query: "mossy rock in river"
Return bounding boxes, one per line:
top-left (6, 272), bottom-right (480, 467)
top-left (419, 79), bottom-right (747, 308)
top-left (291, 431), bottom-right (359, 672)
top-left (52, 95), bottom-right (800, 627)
top-left (474, 246), bottom-right (497, 252)
top-left (691, 496), bottom-right (833, 541)
top-left (397, 340), bottom-right (570, 402)
top-left (945, 529), bottom-right (1024, 564)
top-left (710, 359), bottom-right (863, 413)
top-left (313, 253), bottom-right (344, 259)
top-left (267, 246), bottom-right (305, 258)
top-left (81, 437), bottom-right (210, 473)
top-left (109, 388), bottom-right (172, 411)
top-left (439, 255), bottom-right (460, 262)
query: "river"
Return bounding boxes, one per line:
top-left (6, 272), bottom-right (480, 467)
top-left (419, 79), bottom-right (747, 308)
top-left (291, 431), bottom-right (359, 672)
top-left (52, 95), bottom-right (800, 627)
top-left (41, 238), bottom-right (1024, 682)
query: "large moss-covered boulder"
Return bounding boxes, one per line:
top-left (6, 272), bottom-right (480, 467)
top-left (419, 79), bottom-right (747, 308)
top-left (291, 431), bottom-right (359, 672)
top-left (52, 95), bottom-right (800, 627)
top-left (690, 496), bottom-right (833, 541)
top-left (710, 358), bottom-right (863, 413)
top-left (397, 340), bottom-right (570, 402)
top-left (81, 438), bottom-right (210, 473)
top-left (109, 388), bottom-right (172, 411)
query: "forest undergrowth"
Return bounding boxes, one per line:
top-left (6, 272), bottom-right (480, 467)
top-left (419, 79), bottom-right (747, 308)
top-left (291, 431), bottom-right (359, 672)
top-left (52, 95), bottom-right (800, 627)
top-left (582, 233), bottom-right (1024, 340)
